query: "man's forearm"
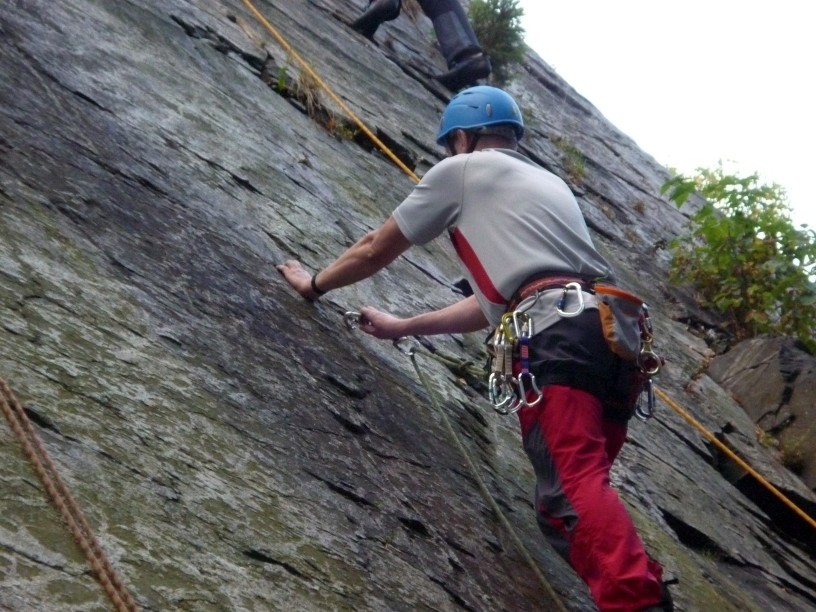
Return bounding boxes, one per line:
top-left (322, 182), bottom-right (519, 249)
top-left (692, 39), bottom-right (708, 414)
top-left (400, 295), bottom-right (488, 336)
top-left (314, 217), bottom-right (411, 293)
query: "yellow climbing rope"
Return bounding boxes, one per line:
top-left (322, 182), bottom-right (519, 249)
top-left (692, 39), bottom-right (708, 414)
top-left (654, 386), bottom-right (816, 530)
top-left (0, 378), bottom-right (139, 611)
top-left (240, 0), bottom-right (420, 184)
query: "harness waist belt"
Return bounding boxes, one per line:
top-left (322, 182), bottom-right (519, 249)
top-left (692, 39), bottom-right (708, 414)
top-left (508, 275), bottom-right (596, 312)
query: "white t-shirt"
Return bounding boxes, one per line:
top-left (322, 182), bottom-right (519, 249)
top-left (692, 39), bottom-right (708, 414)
top-left (393, 148), bottom-right (613, 326)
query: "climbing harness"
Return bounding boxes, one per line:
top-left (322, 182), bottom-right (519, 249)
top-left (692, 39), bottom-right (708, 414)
top-left (486, 280), bottom-right (664, 420)
top-left (344, 308), bottom-right (816, 542)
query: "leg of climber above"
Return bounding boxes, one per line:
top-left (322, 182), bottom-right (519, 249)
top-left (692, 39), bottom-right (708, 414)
top-left (351, 0), bottom-right (491, 91)
top-left (415, 0), bottom-right (491, 91)
top-left (351, 0), bottom-right (401, 39)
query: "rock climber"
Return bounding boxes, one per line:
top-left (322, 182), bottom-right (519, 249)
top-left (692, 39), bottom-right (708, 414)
top-left (277, 85), bottom-right (673, 612)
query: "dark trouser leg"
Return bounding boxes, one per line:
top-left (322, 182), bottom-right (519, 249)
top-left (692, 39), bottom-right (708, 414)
top-left (416, 0), bottom-right (491, 90)
top-left (417, 0), bottom-right (480, 66)
top-left (351, 0), bottom-right (401, 39)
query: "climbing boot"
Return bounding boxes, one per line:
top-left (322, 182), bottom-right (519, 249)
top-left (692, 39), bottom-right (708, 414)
top-left (436, 52), bottom-right (492, 92)
top-left (638, 579), bottom-right (676, 611)
top-left (351, 0), bottom-right (401, 39)
top-left (415, 0), bottom-right (491, 90)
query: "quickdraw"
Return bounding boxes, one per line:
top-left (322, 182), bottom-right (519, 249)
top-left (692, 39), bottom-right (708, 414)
top-left (634, 304), bottom-right (661, 421)
top-left (637, 305), bottom-right (661, 376)
top-left (486, 298), bottom-right (544, 415)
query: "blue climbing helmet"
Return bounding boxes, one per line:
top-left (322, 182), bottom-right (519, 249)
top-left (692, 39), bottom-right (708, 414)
top-left (436, 85), bottom-right (524, 146)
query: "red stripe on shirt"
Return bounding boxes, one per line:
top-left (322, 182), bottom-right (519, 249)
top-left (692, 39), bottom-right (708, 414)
top-left (449, 228), bottom-right (506, 305)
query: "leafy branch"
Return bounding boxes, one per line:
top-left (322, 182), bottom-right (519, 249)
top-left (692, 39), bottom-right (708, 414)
top-left (469, 0), bottom-right (526, 86)
top-left (662, 164), bottom-right (816, 352)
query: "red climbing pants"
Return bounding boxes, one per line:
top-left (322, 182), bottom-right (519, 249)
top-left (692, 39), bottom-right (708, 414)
top-left (518, 385), bottom-right (664, 612)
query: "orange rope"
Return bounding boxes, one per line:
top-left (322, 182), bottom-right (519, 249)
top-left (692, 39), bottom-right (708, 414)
top-left (240, 0), bottom-right (421, 184)
top-left (0, 378), bottom-right (139, 611)
top-left (654, 386), bottom-right (816, 530)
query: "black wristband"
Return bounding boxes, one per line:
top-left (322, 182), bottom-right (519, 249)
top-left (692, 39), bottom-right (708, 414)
top-left (311, 273), bottom-right (327, 296)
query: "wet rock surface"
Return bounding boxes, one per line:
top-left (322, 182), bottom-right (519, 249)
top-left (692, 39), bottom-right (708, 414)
top-left (1, 1), bottom-right (814, 610)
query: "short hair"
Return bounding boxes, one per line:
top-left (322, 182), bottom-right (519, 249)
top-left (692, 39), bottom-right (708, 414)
top-left (469, 124), bottom-right (519, 147)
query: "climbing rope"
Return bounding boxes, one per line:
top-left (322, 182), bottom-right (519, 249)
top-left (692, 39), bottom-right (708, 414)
top-left (0, 378), bottom-right (139, 612)
top-left (342, 314), bottom-right (566, 606)
top-left (240, 0), bottom-right (420, 183)
top-left (402, 341), bottom-right (569, 612)
top-left (654, 386), bottom-right (816, 530)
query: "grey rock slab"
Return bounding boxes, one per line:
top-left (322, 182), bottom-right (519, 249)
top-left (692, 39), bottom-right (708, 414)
top-left (1, 0), bottom-right (814, 611)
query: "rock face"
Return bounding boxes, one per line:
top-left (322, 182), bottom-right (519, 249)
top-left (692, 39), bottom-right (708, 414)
top-left (1, 1), bottom-right (814, 611)
top-left (708, 336), bottom-right (816, 492)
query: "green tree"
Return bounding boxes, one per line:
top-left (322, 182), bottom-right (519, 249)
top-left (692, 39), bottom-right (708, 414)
top-left (662, 164), bottom-right (816, 353)
top-left (468, 0), bottom-right (526, 86)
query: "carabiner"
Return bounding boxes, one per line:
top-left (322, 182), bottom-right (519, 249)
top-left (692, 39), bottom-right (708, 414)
top-left (344, 311), bottom-right (363, 330)
top-left (503, 387), bottom-right (525, 414)
top-left (635, 379), bottom-right (656, 421)
top-left (345, 310), bottom-right (375, 331)
top-left (489, 373), bottom-right (517, 414)
top-left (516, 372), bottom-right (543, 406)
top-left (500, 312), bottom-right (517, 342)
top-left (638, 350), bottom-right (661, 376)
top-left (556, 282), bottom-right (585, 318)
top-left (392, 337), bottom-right (417, 356)
top-left (512, 310), bottom-right (534, 339)
top-left (638, 337), bottom-right (662, 375)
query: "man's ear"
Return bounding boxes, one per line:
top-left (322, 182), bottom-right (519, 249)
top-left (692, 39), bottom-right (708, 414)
top-left (450, 129), bottom-right (462, 151)
top-left (455, 129), bottom-right (475, 154)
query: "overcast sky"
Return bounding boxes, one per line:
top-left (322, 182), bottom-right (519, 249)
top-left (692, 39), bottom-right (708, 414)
top-left (517, 1), bottom-right (815, 230)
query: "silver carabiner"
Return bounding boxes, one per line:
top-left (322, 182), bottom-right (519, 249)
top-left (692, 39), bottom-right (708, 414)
top-left (516, 372), bottom-right (543, 407)
top-left (556, 282), bottom-right (585, 318)
top-left (503, 388), bottom-right (525, 414)
top-left (512, 310), bottom-right (534, 339)
top-left (489, 373), bottom-right (517, 414)
top-left (344, 311), bottom-right (363, 330)
top-left (392, 337), bottom-right (417, 356)
top-left (345, 310), bottom-right (374, 331)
